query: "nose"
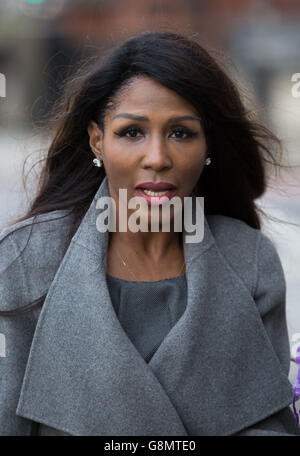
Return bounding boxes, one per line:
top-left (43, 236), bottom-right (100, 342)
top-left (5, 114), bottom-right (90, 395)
top-left (141, 134), bottom-right (172, 171)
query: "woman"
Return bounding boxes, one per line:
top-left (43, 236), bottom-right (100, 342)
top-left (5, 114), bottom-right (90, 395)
top-left (0, 31), bottom-right (299, 436)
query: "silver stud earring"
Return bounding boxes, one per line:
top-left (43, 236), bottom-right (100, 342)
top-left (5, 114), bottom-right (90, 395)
top-left (205, 157), bottom-right (211, 166)
top-left (93, 158), bottom-right (102, 167)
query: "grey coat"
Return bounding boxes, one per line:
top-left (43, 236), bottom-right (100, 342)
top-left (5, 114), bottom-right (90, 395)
top-left (0, 175), bottom-right (299, 436)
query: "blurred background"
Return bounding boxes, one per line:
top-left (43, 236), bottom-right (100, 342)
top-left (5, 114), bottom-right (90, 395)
top-left (0, 0), bottom-right (299, 385)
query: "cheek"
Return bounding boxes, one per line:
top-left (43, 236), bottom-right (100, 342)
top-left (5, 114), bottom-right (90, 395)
top-left (103, 145), bottom-right (132, 177)
top-left (180, 150), bottom-right (206, 178)
top-left (182, 164), bottom-right (205, 190)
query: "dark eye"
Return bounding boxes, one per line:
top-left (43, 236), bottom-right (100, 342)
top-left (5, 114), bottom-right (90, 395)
top-left (170, 127), bottom-right (197, 140)
top-left (114, 125), bottom-right (198, 140)
top-left (114, 126), bottom-right (143, 139)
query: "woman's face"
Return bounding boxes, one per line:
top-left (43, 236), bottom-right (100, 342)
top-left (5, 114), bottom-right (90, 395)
top-left (88, 76), bottom-right (207, 221)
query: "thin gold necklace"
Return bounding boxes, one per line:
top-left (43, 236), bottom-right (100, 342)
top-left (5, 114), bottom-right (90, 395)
top-left (116, 250), bottom-right (186, 282)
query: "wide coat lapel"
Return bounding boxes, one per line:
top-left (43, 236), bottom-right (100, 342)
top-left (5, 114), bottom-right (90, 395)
top-left (16, 176), bottom-right (294, 435)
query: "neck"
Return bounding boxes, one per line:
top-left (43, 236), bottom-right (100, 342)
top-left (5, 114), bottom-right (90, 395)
top-left (108, 229), bottom-right (183, 262)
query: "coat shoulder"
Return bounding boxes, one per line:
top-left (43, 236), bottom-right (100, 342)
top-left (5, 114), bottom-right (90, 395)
top-left (0, 209), bottom-right (74, 311)
top-left (206, 214), bottom-right (282, 297)
top-left (206, 213), bottom-right (260, 244)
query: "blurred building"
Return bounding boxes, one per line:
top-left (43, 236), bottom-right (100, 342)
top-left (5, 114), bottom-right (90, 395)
top-left (0, 0), bottom-right (299, 131)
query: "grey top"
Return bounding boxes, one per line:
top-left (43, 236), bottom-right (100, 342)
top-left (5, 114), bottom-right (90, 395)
top-left (106, 273), bottom-right (187, 363)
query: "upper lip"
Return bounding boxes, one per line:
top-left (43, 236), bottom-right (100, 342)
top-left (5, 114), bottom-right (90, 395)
top-left (135, 182), bottom-right (177, 191)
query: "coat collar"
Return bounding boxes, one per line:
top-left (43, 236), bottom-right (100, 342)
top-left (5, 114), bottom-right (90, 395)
top-left (16, 176), bottom-right (294, 435)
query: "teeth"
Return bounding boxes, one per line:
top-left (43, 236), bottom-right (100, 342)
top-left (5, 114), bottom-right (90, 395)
top-left (142, 189), bottom-right (171, 196)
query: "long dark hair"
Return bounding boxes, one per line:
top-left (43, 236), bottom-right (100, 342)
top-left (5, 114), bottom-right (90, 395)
top-left (0, 30), bottom-right (282, 316)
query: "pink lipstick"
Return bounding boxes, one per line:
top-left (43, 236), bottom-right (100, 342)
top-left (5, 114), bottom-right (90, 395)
top-left (135, 182), bottom-right (177, 206)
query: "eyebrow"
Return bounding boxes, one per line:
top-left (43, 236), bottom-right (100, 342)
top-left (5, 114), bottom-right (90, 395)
top-left (112, 113), bottom-right (202, 123)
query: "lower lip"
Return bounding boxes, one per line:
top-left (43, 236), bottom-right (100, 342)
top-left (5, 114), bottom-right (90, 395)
top-left (135, 188), bottom-right (177, 206)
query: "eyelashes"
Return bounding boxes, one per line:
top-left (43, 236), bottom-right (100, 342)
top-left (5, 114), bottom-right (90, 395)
top-left (114, 125), bottom-right (198, 141)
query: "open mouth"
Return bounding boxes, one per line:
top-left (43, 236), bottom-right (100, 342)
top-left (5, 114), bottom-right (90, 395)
top-left (136, 188), bottom-right (177, 205)
top-left (135, 182), bottom-right (177, 204)
top-left (140, 189), bottom-right (173, 197)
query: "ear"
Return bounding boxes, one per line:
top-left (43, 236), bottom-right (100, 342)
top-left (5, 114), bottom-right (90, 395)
top-left (87, 120), bottom-right (104, 159)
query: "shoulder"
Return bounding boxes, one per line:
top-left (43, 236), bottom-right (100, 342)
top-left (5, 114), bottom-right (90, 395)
top-left (206, 214), bottom-right (284, 298)
top-left (206, 213), bottom-right (259, 248)
top-left (0, 209), bottom-right (74, 272)
top-left (0, 209), bottom-right (74, 310)
top-left (0, 209), bottom-right (74, 246)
